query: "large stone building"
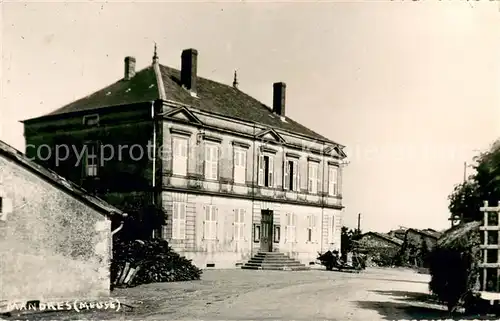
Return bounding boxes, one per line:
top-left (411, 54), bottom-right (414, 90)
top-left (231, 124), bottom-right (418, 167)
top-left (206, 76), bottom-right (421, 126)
top-left (22, 48), bottom-right (347, 269)
top-left (0, 139), bottom-right (126, 304)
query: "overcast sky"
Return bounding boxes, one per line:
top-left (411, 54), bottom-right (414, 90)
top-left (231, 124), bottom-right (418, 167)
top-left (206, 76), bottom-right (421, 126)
top-left (1, 1), bottom-right (499, 232)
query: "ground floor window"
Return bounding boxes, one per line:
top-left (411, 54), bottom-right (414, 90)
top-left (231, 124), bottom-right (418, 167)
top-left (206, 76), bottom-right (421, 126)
top-left (285, 213), bottom-right (296, 243)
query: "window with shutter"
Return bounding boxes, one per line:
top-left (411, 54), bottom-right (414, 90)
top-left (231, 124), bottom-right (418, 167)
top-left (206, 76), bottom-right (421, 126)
top-left (258, 154), bottom-right (265, 186)
top-left (204, 205), bottom-right (217, 240)
top-left (283, 161), bottom-right (289, 190)
top-left (172, 202), bottom-right (186, 240)
top-left (328, 166), bottom-right (339, 196)
top-left (233, 209), bottom-right (245, 240)
top-left (286, 213), bottom-right (296, 243)
top-left (308, 162), bottom-right (318, 194)
top-left (234, 148), bottom-right (246, 184)
top-left (268, 156), bottom-right (274, 187)
top-left (204, 144), bottom-right (219, 180)
top-left (172, 137), bottom-right (188, 176)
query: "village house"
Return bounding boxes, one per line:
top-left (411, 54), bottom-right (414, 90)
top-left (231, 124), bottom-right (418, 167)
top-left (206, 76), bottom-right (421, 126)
top-left (403, 228), bottom-right (442, 249)
top-left (0, 139), bottom-right (126, 306)
top-left (21, 48), bottom-right (347, 269)
top-left (354, 232), bottom-right (403, 266)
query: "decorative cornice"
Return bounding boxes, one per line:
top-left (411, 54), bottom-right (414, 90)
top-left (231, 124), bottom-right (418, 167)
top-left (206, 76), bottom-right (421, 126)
top-left (260, 146), bottom-right (277, 154)
top-left (285, 152), bottom-right (301, 159)
top-left (307, 156), bottom-right (321, 163)
top-left (203, 134), bottom-right (223, 143)
top-left (231, 140), bottom-right (251, 149)
top-left (327, 161), bottom-right (340, 166)
top-left (169, 128), bottom-right (192, 136)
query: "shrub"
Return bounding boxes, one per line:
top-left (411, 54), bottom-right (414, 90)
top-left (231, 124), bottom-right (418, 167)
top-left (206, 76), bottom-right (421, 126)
top-left (111, 238), bottom-right (202, 287)
top-left (428, 221), bottom-right (481, 311)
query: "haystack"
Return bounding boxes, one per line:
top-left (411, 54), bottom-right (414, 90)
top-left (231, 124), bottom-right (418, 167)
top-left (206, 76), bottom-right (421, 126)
top-left (428, 221), bottom-right (482, 311)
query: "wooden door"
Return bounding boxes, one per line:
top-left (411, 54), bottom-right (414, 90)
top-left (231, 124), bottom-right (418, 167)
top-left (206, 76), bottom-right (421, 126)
top-left (260, 210), bottom-right (273, 252)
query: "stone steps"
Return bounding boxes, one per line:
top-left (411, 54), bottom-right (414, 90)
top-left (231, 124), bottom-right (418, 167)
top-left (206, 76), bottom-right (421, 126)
top-left (241, 252), bottom-right (309, 271)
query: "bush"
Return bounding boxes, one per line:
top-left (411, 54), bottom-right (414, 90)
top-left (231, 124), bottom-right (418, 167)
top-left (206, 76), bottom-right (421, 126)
top-left (428, 222), bottom-right (481, 311)
top-left (111, 238), bottom-right (202, 287)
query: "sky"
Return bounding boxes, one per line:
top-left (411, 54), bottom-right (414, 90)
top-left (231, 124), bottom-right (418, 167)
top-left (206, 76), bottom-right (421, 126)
top-left (1, 1), bottom-right (499, 233)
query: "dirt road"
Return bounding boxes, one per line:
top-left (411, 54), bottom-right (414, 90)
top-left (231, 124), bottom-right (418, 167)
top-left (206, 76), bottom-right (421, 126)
top-left (119, 267), bottom-right (447, 320)
top-left (9, 267), bottom-right (451, 320)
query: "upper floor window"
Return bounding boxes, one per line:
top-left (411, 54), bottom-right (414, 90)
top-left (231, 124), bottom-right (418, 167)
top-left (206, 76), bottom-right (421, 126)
top-left (83, 114), bottom-right (99, 126)
top-left (328, 166), bottom-right (339, 196)
top-left (172, 202), bottom-right (186, 240)
top-left (308, 162), bottom-right (319, 194)
top-left (204, 205), bottom-right (218, 240)
top-left (233, 148), bottom-right (246, 184)
top-left (84, 142), bottom-right (99, 177)
top-left (284, 159), bottom-right (299, 191)
top-left (0, 196), bottom-right (12, 222)
top-left (258, 154), bottom-right (274, 187)
top-left (172, 136), bottom-right (188, 176)
top-left (205, 143), bottom-right (219, 180)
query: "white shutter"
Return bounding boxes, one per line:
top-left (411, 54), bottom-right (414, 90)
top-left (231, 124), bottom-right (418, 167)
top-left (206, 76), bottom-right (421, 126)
top-left (258, 154), bottom-right (265, 186)
top-left (204, 145), bottom-right (211, 178)
top-left (292, 214), bottom-right (297, 242)
top-left (172, 202), bottom-right (178, 239)
top-left (212, 147), bottom-right (219, 180)
top-left (268, 156), bottom-right (274, 187)
top-left (232, 209), bottom-right (236, 240)
top-left (317, 165), bottom-right (321, 195)
top-left (179, 203), bottom-right (186, 240)
top-left (292, 161), bottom-right (298, 191)
top-left (214, 207), bottom-right (219, 240)
top-left (283, 160), bottom-right (289, 190)
top-left (313, 215), bottom-right (318, 243)
top-left (204, 205), bottom-right (210, 240)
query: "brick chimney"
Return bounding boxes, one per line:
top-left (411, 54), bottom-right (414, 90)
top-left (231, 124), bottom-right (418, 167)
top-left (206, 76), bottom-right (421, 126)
top-left (124, 56), bottom-right (136, 80)
top-left (181, 49), bottom-right (198, 93)
top-left (273, 82), bottom-right (286, 116)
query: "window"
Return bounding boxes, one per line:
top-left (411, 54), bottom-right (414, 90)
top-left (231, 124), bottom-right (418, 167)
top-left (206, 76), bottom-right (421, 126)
top-left (233, 148), bottom-right (246, 184)
top-left (307, 215), bottom-right (318, 242)
top-left (234, 209), bottom-right (245, 240)
top-left (285, 213), bottom-right (296, 243)
top-left (172, 202), bottom-right (186, 240)
top-left (328, 166), bottom-right (339, 196)
top-left (327, 215), bottom-right (335, 244)
top-left (253, 224), bottom-right (261, 242)
top-left (172, 137), bottom-right (188, 176)
top-left (258, 154), bottom-right (274, 187)
top-left (84, 143), bottom-right (99, 177)
top-left (205, 144), bottom-right (219, 180)
top-left (284, 159), bottom-right (299, 191)
top-left (83, 114), bottom-right (99, 126)
top-left (274, 226), bottom-right (281, 243)
top-left (308, 162), bottom-right (319, 193)
top-left (204, 205), bottom-right (218, 240)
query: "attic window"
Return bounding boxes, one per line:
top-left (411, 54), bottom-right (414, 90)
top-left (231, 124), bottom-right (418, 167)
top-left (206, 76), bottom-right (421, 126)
top-left (83, 114), bottom-right (99, 126)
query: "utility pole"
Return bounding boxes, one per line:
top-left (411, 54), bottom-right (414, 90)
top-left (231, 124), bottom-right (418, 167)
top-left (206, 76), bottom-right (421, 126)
top-left (357, 213), bottom-right (361, 233)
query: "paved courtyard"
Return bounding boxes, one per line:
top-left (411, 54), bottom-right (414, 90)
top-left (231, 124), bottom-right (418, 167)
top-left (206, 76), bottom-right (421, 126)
top-left (12, 267), bottom-right (456, 320)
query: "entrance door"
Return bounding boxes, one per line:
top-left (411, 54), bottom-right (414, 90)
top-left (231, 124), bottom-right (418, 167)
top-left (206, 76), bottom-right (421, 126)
top-left (260, 210), bottom-right (273, 252)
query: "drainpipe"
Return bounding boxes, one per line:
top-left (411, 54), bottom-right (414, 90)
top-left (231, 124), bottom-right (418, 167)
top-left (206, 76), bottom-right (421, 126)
top-left (251, 122), bottom-right (256, 258)
top-left (111, 221), bottom-right (125, 236)
top-left (321, 141), bottom-right (325, 253)
top-left (151, 101), bottom-right (158, 238)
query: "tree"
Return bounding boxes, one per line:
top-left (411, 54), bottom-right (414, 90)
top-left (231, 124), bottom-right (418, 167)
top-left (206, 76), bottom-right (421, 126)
top-left (448, 139), bottom-right (500, 223)
top-left (341, 227), bottom-right (362, 259)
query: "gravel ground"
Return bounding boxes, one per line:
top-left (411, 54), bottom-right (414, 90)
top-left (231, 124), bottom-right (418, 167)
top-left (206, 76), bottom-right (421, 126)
top-left (3, 267), bottom-right (479, 320)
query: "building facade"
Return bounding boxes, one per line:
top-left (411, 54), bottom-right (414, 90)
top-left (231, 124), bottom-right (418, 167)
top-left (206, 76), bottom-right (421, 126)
top-left (22, 48), bottom-right (347, 269)
top-left (0, 140), bottom-right (126, 304)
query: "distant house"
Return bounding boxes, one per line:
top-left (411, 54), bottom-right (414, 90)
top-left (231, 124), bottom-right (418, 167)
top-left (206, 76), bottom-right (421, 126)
top-left (404, 228), bottom-right (442, 249)
top-left (388, 228), bottom-right (407, 241)
top-left (0, 140), bottom-right (127, 305)
top-left (354, 232), bottom-right (403, 265)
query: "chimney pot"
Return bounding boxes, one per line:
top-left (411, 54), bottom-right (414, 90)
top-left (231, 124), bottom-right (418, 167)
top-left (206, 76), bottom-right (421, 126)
top-left (181, 49), bottom-right (198, 93)
top-left (272, 82), bottom-right (286, 116)
top-left (124, 56), bottom-right (136, 80)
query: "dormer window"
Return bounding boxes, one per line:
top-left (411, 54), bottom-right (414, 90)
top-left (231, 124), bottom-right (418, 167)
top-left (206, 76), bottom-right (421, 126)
top-left (83, 114), bottom-right (99, 126)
